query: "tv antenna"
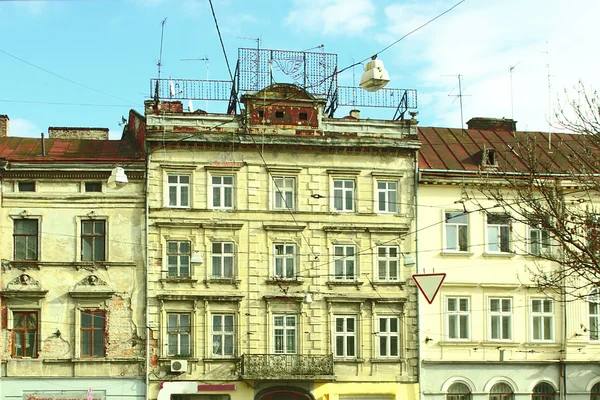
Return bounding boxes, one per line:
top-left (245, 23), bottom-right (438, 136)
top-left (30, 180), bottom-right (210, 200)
top-left (509, 62), bottom-right (520, 125)
top-left (238, 36), bottom-right (262, 51)
top-left (181, 57), bottom-right (210, 110)
top-left (157, 18), bottom-right (167, 80)
top-left (445, 74), bottom-right (470, 131)
top-left (542, 46), bottom-right (554, 149)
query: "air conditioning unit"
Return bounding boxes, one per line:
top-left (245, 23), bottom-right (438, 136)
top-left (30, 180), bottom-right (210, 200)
top-left (170, 359), bottom-right (188, 373)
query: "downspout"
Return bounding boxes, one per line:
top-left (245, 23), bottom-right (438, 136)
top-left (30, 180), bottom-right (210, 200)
top-left (145, 153), bottom-right (151, 400)
top-left (560, 262), bottom-right (567, 400)
top-left (414, 149), bottom-right (422, 400)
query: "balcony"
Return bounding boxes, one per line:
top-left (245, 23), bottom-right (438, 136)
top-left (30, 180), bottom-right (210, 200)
top-left (241, 354), bottom-right (335, 380)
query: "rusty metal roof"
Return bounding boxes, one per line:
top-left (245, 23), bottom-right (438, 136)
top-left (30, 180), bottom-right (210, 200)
top-left (418, 126), bottom-right (600, 175)
top-left (0, 137), bottom-right (142, 163)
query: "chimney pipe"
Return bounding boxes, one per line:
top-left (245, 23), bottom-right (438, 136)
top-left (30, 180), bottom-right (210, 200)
top-left (41, 133), bottom-right (46, 156)
top-left (0, 115), bottom-right (9, 137)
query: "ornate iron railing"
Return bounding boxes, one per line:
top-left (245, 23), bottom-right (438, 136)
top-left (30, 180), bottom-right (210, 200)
top-left (241, 354), bottom-right (334, 378)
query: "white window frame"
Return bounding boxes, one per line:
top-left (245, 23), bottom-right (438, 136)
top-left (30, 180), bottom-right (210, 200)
top-left (333, 244), bottom-right (356, 281)
top-left (446, 296), bottom-right (470, 340)
top-left (486, 213), bottom-right (511, 253)
top-left (212, 314), bottom-right (235, 357)
top-left (273, 176), bottom-right (296, 210)
top-left (376, 245), bottom-right (399, 281)
top-left (589, 288), bottom-right (600, 341)
top-left (530, 298), bottom-right (554, 342)
top-left (273, 315), bottom-right (297, 354)
top-left (529, 222), bottom-right (551, 256)
top-left (332, 179), bottom-right (355, 212)
top-left (489, 297), bottom-right (512, 341)
top-left (211, 242), bottom-right (235, 279)
top-left (444, 211), bottom-right (469, 252)
top-left (166, 312), bottom-right (191, 357)
top-left (167, 174), bottom-right (191, 208)
top-left (274, 243), bottom-right (297, 279)
top-left (166, 240), bottom-right (191, 278)
top-left (377, 316), bottom-right (400, 358)
top-left (211, 175), bottom-right (234, 210)
top-left (334, 315), bottom-right (357, 358)
top-left (377, 180), bottom-right (398, 213)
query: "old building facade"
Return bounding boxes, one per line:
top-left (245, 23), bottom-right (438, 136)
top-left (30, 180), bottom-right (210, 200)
top-left (133, 84), bottom-right (421, 400)
top-left (0, 117), bottom-right (147, 400)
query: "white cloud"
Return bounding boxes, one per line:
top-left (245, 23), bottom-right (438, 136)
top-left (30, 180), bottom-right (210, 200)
top-left (285, 0), bottom-right (375, 36)
top-left (10, 119), bottom-right (43, 138)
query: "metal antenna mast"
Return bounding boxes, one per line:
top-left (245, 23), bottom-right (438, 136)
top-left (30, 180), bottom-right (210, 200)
top-left (157, 18), bottom-right (167, 80)
top-left (446, 74), bottom-right (469, 130)
top-left (181, 57), bottom-right (210, 110)
top-left (509, 62), bottom-right (520, 124)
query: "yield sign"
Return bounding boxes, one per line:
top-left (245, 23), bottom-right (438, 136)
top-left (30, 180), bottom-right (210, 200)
top-left (412, 273), bottom-right (446, 304)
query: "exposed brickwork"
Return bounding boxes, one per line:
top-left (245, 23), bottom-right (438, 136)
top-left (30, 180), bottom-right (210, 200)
top-left (106, 295), bottom-right (144, 358)
top-left (49, 127), bottom-right (109, 140)
top-left (0, 114), bottom-right (9, 137)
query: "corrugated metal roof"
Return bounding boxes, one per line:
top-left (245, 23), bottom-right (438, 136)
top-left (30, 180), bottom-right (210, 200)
top-left (418, 127), bottom-right (600, 174)
top-left (0, 137), bottom-right (142, 162)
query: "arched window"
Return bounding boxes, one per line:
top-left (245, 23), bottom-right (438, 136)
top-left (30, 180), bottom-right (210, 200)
top-left (591, 382), bottom-right (600, 400)
top-left (490, 382), bottom-right (514, 400)
top-left (532, 382), bottom-right (556, 400)
top-left (447, 382), bottom-right (472, 400)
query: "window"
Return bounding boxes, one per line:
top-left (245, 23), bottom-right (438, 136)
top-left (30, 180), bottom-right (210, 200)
top-left (167, 313), bottom-right (191, 356)
top-left (333, 245), bottom-right (356, 281)
top-left (211, 242), bottom-right (234, 278)
top-left (81, 220), bottom-right (106, 261)
top-left (212, 176), bottom-right (234, 209)
top-left (377, 181), bottom-right (398, 213)
top-left (299, 112), bottom-right (308, 120)
top-left (487, 213), bottom-right (511, 253)
top-left (489, 298), bottom-right (512, 340)
top-left (273, 315), bottom-right (296, 354)
top-left (81, 310), bottom-right (106, 358)
top-left (445, 211), bottom-right (468, 252)
top-left (84, 182), bottom-right (102, 192)
top-left (447, 382), bottom-right (472, 400)
top-left (274, 243), bottom-right (296, 278)
top-left (334, 316), bottom-right (356, 357)
top-left (167, 241), bottom-right (191, 278)
top-left (18, 181), bottom-right (35, 192)
top-left (490, 383), bottom-right (513, 400)
top-left (333, 179), bottom-right (355, 212)
top-left (13, 219), bottom-right (38, 261)
top-left (591, 382), bottom-right (600, 400)
top-left (212, 314), bottom-right (234, 357)
top-left (587, 215), bottom-right (600, 255)
top-left (258, 110), bottom-right (264, 118)
top-left (447, 297), bottom-right (470, 340)
top-left (12, 311), bottom-right (38, 358)
top-left (529, 223), bottom-right (551, 256)
top-left (377, 246), bottom-right (399, 281)
top-left (273, 177), bottom-right (295, 210)
top-left (589, 288), bottom-right (600, 341)
top-left (532, 383), bottom-right (556, 400)
top-left (531, 299), bottom-right (554, 341)
top-left (378, 317), bottom-right (399, 357)
top-left (275, 110), bottom-right (284, 119)
top-left (168, 174), bottom-right (190, 207)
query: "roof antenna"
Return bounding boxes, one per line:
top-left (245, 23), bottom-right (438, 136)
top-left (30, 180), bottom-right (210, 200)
top-left (154, 18), bottom-right (167, 105)
top-left (445, 74), bottom-right (470, 134)
top-left (509, 62), bottom-right (520, 136)
top-left (542, 45), bottom-right (553, 151)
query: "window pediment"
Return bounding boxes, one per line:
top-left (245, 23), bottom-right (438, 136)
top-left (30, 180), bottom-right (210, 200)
top-left (69, 274), bottom-right (115, 298)
top-left (1, 274), bottom-right (48, 299)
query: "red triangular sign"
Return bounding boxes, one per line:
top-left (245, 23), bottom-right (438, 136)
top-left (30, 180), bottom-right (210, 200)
top-left (412, 273), bottom-right (446, 304)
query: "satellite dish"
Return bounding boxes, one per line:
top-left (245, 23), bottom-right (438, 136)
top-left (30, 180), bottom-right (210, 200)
top-left (359, 58), bottom-right (390, 92)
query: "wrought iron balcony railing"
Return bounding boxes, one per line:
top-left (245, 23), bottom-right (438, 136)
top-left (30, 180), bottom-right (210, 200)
top-left (241, 354), bottom-right (334, 379)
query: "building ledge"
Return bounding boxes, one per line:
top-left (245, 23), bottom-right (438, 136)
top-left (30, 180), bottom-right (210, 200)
top-left (440, 251), bottom-right (474, 257)
top-left (203, 278), bottom-right (242, 289)
top-left (326, 280), bottom-right (364, 289)
top-left (71, 357), bottom-right (144, 363)
top-left (160, 277), bottom-right (199, 288)
top-left (265, 277), bottom-right (305, 285)
top-left (483, 252), bottom-right (516, 258)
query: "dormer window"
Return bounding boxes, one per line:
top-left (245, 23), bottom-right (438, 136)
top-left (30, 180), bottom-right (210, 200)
top-left (299, 112), bottom-right (308, 121)
top-left (482, 148), bottom-right (497, 167)
top-left (275, 110), bottom-right (284, 119)
top-left (258, 110), bottom-right (264, 118)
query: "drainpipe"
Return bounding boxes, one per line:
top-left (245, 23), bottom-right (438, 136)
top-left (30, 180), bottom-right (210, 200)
top-left (145, 153), bottom-right (151, 400)
top-left (413, 149), bottom-right (422, 400)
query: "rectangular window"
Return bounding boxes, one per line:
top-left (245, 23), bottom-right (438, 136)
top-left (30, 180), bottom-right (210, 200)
top-left (445, 211), bottom-right (468, 252)
top-left (377, 246), bottom-right (399, 281)
top-left (487, 213), bottom-right (511, 253)
top-left (12, 311), bottom-right (38, 358)
top-left (587, 216), bottom-right (600, 256)
top-left (590, 295), bottom-right (600, 341)
top-left (167, 241), bottom-right (191, 277)
top-left (212, 314), bottom-right (235, 357)
top-left (377, 181), bottom-right (398, 213)
top-left (167, 313), bottom-right (191, 356)
top-left (18, 181), bottom-right (36, 192)
top-left (84, 182), bottom-right (102, 192)
top-left (168, 175), bottom-right (190, 207)
top-left (212, 176), bottom-right (234, 209)
top-left (334, 316), bottom-right (356, 357)
top-left (489, 298), bottom-right (512, 341)
top-left (81, 310), bottom-right (106, 358)
top-left (333, 179), bottom-right (355, 212)
top-left (211, 242), bottom-right (234, 278)
top-left (529, 225), bottom-right (551, 256)
top-left (14, 219), bottom-right (38, 261)
top-left (378, 317), bottom-right (399, 357)
top-left (273, 177), bottom-right (295, 210)
top-left (447, 297), bottom-right (470, 340)
top-left (531, 299), bottom-right (554, 341)
top-left (333, 245), bottom-right (356, 281)
top-left (81, 220), bottom-right (106, 261)
top-left (273, 315), bottom-right (296, 354)
top-left (274, 243), bottom-right (296, 278)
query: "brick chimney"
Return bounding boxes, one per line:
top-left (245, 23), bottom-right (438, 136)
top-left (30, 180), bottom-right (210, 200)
top-left (466, 117), bottom-right (516, 131)
top-left (0, 115), bottom-right (8, 137)
top-left (49, 127), bottom-right (109, 140)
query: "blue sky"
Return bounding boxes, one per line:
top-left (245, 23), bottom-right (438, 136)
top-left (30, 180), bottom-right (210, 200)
top-left (1, 0), bottom-right (598, 140)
